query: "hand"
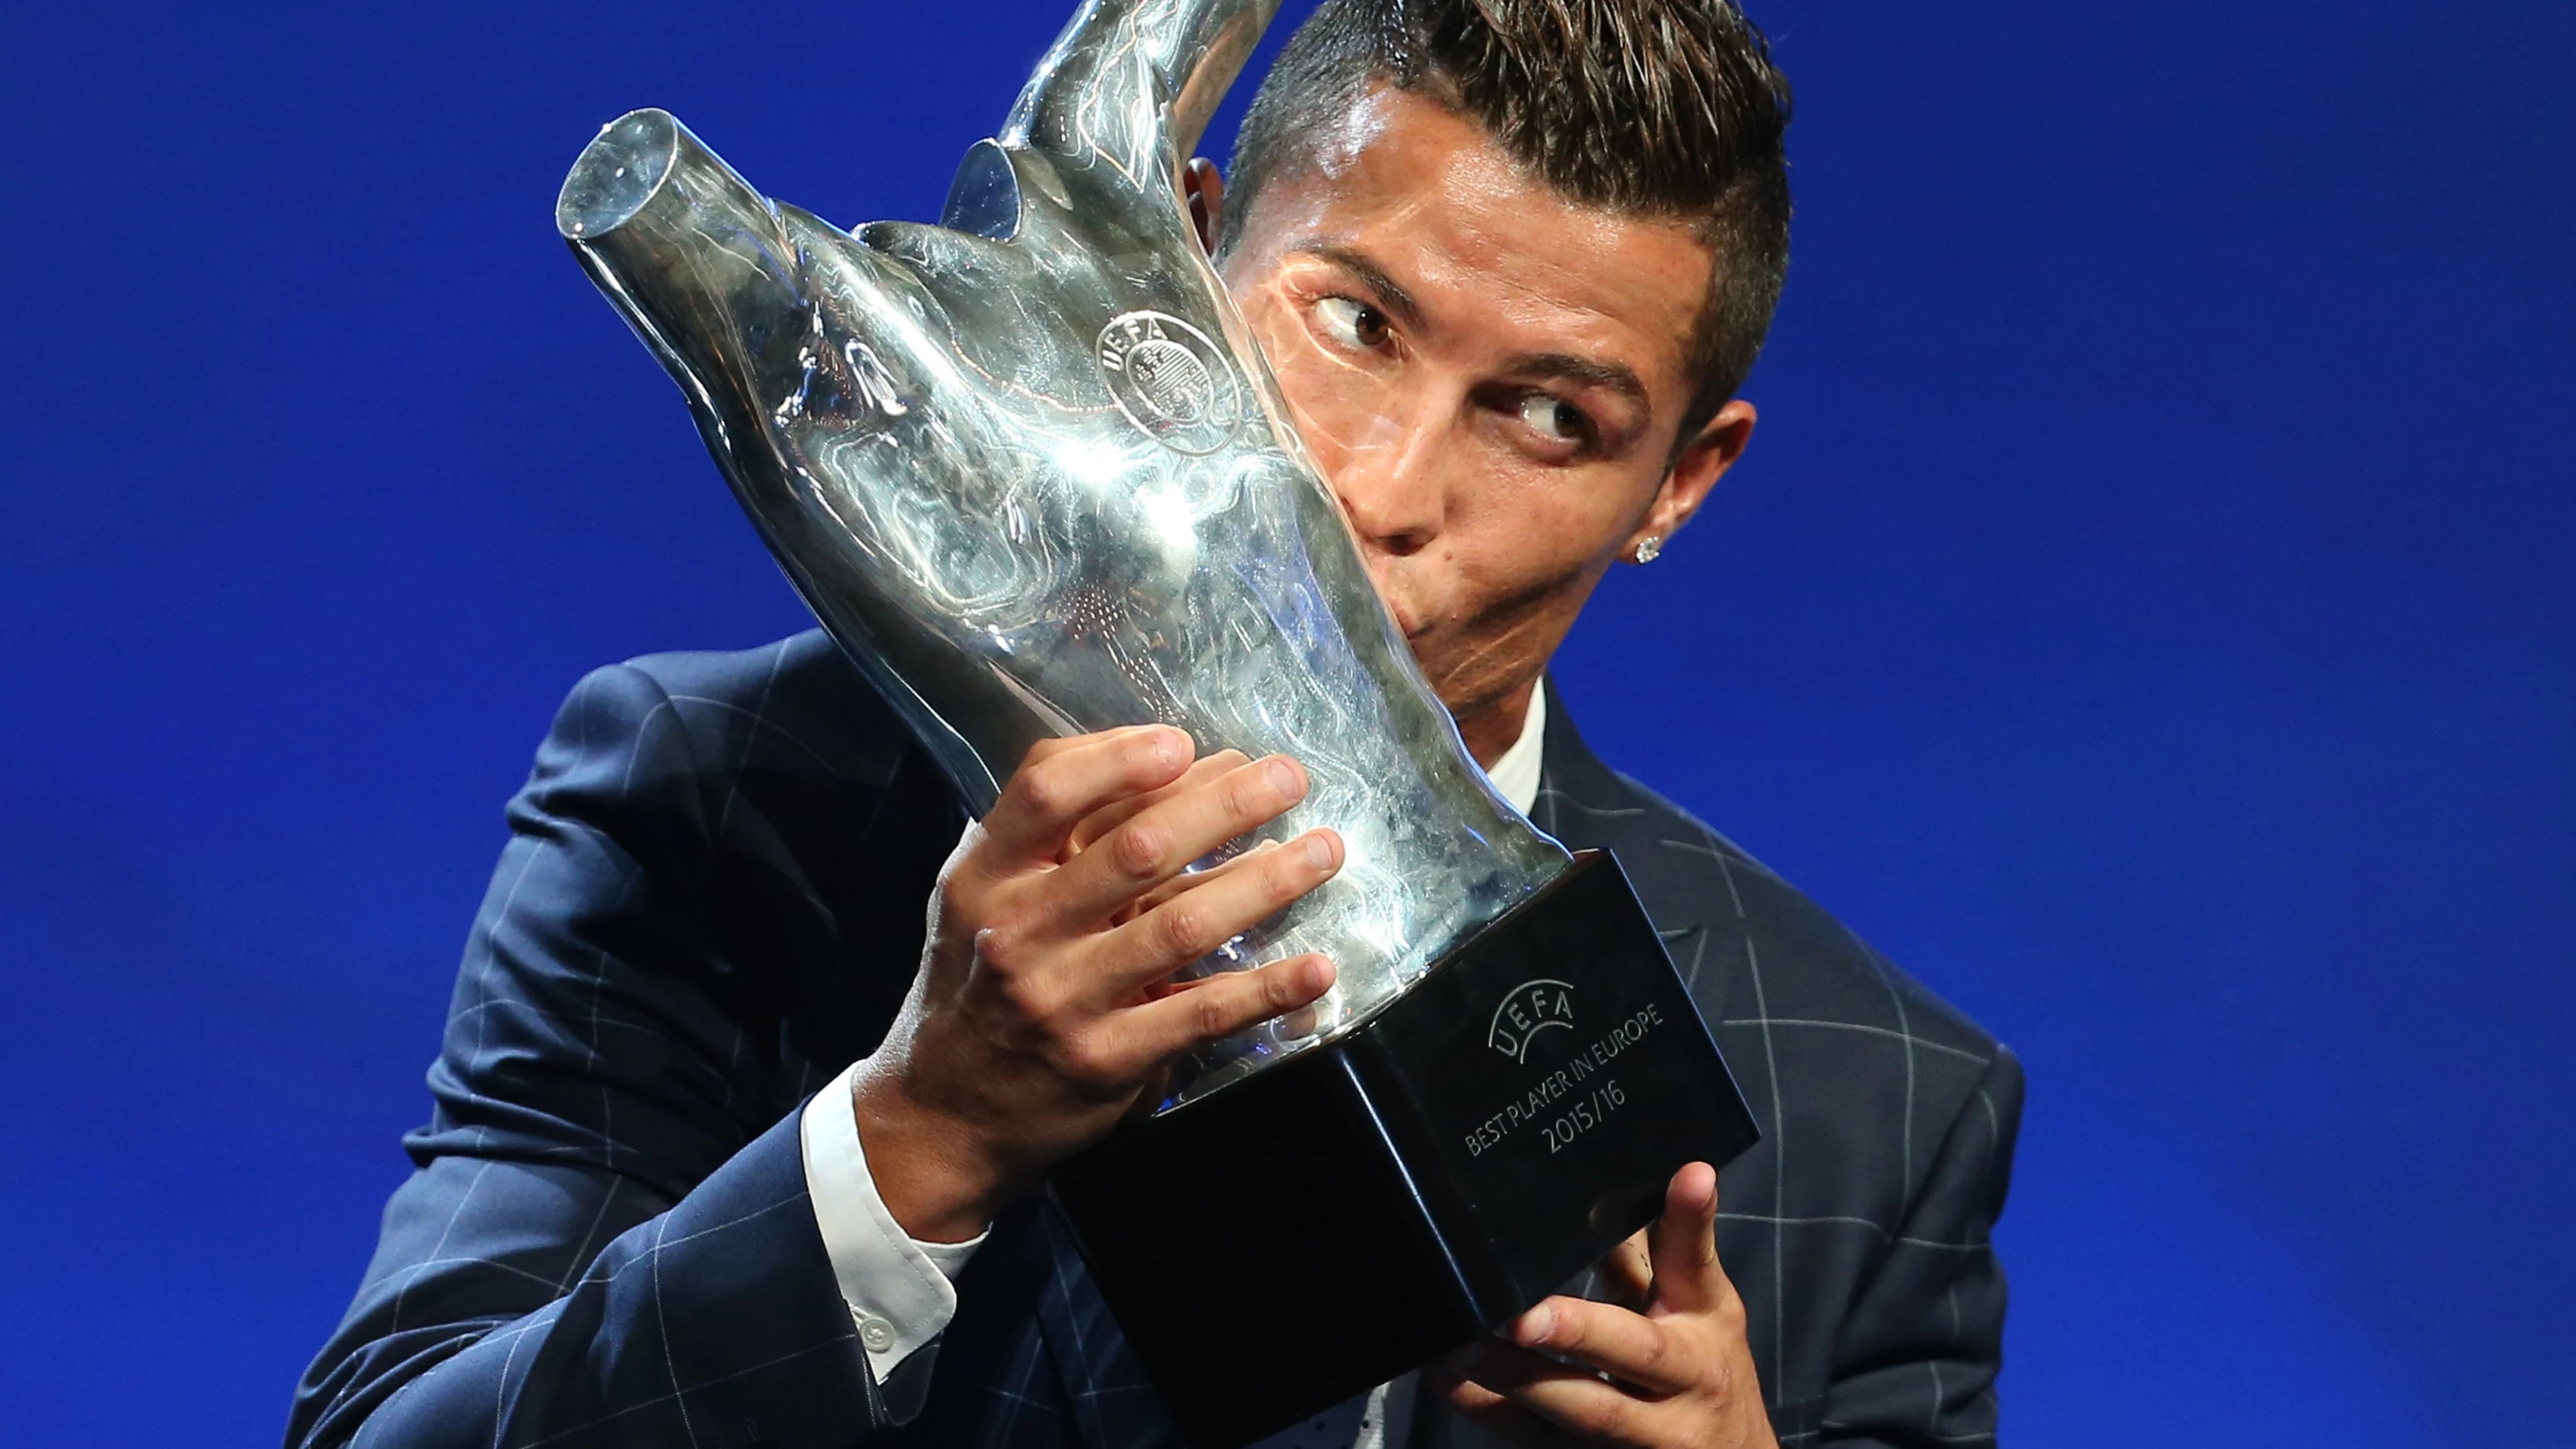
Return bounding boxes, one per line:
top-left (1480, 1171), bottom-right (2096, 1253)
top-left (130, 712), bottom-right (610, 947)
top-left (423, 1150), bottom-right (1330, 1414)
top-left (1434, 1164), bottom-right (1776, 1449)
top-left (852, 724), bottom-right (1343, 1241)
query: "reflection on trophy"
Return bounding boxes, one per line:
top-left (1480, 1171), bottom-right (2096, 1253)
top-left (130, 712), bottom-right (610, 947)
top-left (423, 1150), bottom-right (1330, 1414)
top-left (557, 0), bottom-right (1757, 1439)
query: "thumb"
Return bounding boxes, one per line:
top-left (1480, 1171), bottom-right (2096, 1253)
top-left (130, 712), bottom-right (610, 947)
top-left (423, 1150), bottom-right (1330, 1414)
top-left (1647, 1161), bottom-right (1727, 1316)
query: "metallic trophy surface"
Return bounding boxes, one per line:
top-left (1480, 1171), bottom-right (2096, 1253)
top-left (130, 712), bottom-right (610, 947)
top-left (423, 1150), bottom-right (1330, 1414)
top-left (557, 0), bottom-right (1570, 1100)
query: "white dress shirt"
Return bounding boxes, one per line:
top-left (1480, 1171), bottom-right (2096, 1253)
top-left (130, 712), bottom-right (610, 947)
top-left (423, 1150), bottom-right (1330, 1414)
top-left (800, 681), bottom-right (1551, 1394)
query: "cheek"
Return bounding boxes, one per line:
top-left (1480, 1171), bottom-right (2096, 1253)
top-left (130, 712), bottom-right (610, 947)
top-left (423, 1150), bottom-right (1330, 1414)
top-left (1451, 458), bottom-right (1644, 573)
top-left (1238, 289), bottom-right (1409, 468)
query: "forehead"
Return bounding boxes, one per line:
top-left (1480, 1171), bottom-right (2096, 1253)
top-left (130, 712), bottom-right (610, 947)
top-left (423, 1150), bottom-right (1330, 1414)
top-left (1241, 84), bottom-right (1714, 386)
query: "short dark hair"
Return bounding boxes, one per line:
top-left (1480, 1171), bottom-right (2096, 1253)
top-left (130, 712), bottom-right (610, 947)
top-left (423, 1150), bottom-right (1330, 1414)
top-left (1225, 0), bottom-right (1793, 451)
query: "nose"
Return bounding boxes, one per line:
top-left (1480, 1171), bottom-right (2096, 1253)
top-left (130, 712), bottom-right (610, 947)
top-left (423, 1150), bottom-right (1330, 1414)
top-left (1329, 401), bottom-right (1447, 559)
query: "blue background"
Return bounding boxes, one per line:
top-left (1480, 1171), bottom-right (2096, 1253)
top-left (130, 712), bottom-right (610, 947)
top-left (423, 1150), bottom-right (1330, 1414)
top-left (3, 1), bottom-right (2569, 1443)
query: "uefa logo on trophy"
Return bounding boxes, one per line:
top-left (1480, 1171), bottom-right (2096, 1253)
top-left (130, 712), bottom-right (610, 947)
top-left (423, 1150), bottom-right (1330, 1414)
top-left (1096, 310), bottom-right (1245, 454)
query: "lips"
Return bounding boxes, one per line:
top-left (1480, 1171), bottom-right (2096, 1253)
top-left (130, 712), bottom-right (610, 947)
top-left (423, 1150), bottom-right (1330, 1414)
top-left (1378, 596), bottom-right (1429, 639)
top-left (1361, 563), bottom-right (1431, 639)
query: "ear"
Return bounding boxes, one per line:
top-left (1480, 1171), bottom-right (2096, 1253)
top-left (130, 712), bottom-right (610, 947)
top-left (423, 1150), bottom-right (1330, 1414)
top-left (1182, 157), bottom-right (1225, 257)
top-left (1626, 399), bottom-right (1756, 562)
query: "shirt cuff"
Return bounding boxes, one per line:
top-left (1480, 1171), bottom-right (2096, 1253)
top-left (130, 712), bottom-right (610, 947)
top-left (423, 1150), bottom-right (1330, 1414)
top-left (799, 1059), bottom-right (988, 1385)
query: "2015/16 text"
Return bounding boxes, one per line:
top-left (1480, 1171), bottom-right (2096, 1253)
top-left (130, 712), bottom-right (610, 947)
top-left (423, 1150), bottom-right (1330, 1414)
top-left (1541, 1078), bottom-right (1627, 1153)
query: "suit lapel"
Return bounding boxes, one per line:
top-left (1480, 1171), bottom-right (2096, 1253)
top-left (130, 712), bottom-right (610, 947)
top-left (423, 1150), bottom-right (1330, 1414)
top-left (1034, 1202), bottom-right (1182, 1449)
top-left (1532, 686), bottom-right (1744, 1031)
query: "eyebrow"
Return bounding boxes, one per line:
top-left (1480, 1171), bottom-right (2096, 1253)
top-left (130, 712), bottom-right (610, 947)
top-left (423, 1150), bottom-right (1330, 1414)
top-left (1291, 239), bottom-right (1653, 422)
top-left (1496, 349), bottom-right (1650, 417)
top-left (1291, 241), bottom-right (1428, 333)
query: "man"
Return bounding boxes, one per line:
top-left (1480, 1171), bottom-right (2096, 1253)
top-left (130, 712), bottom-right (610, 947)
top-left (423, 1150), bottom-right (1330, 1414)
top-left (291, 1), bottom-right (2022, 1446)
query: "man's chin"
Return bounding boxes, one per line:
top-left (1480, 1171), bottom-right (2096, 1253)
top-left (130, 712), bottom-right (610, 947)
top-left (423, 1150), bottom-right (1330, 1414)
top-left (1426, 668), bottom-right (1525, 730)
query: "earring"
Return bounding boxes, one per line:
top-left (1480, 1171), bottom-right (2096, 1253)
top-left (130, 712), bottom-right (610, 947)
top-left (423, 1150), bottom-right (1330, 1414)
top-left (1633, 534), bottom-right (1662, 564)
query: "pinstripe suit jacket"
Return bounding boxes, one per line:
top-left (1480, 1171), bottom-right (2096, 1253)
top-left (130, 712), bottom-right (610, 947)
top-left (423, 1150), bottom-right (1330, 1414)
top-left (290, 631), bottom-right (2021, 1449)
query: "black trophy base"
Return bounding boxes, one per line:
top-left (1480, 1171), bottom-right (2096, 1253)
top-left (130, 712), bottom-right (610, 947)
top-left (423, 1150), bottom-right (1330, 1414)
top-left (1047, 850), bottom-right (1761, 1449)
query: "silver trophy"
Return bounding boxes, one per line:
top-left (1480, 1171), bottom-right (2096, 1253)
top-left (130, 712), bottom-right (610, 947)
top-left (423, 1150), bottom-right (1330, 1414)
top-left (559, 2), bottom-right (1754, 1441)
top-left (557, 0), bottom-right (1567, 1103)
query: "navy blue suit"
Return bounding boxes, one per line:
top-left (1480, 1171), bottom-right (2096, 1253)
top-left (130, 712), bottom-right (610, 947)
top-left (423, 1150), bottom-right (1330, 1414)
top-left (290, 632), bottom-right (2021, 1448)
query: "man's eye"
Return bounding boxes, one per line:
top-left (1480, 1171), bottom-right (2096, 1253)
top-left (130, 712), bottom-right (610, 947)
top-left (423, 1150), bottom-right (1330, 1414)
top-left (1315, 296), bottom-right (1391, 350)
top-left (1516, 394), bottom-right (1591, 445)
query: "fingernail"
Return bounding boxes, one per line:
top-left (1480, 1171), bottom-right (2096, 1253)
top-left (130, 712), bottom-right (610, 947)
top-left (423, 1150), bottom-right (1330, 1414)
top-left (1266, 756), bottom-right (1307, 798)
top-left (1303, 832), bottom-right (1337, 870)
top-left (1518, 1304), bottom-right (1554, 1344)
top-left (1307, 956), bottom-right (1337, 991)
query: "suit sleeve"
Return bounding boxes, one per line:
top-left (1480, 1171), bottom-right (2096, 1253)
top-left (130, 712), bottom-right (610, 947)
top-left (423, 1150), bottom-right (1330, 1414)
top-left (286, 663), bottom-right (887, 1449)
top-left (1817, 1047), bottom-right (2026, 1448)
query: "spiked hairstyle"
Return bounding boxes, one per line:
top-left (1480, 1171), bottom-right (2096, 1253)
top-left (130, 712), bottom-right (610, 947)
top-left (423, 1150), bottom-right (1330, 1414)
top-left (1225, 0), bottom-right (1793, 450)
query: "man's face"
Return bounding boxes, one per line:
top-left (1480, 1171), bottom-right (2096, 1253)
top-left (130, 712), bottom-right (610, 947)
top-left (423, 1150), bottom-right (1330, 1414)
top-left (1213, 84), bottom-right (1754, 747)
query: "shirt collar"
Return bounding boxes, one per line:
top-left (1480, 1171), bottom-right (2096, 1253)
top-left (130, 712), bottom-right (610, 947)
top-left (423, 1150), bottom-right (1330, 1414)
top-left (1483, 678), bottom-right (1548, 815)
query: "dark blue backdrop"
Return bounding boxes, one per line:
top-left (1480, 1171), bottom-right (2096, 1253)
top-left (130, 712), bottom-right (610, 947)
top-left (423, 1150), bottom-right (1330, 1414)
top-left (4, 2), bottom-right (2569, 1443)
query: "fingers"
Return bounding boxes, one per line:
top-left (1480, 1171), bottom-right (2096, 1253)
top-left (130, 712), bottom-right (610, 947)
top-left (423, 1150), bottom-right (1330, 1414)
top-left (1049, 753), bottom-right (1316, 923)
top-left (1116, 834), bottom-right (1279, 924)
top-left (1437, 1335), bottom-right (1624, 1446)
top-left (1434, 1366), bottom-right (1561, 1449)
top-left (1103, 952), bottom-right (1338, 1075)
top-left (978, 727), bottom-right (1194, 868)
top-left (1647, 1162), bottom-right (1727, 1316)
top-left (1084, 825), bottom-right (1343, 997)
top-left (1066, 749), bottom-right (1248, 858)
top-left (1509, 1297), bottom-right (1697, 1397)
top-left (1598, 1227), bottom-right (1654, 1310)
top-left (1446, 1339), bottom-right (1650, 1446)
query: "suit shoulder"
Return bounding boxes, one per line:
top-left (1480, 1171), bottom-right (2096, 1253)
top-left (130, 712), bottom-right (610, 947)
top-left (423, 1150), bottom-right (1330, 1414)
top-left (1611, 768), bottom-right (2003, 1069)
top-left (614, 629), bottom-right (876, 732)
top-left (577, 630), bottom-right (924, 787)
top-left (518, 631), bottom-right (947, 843)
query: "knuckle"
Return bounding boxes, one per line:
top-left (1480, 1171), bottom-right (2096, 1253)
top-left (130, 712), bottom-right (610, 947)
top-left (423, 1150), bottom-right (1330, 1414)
top-left (1156, 901), bottom-right (1212, 959)
top-left (1109, 822), bottom-right (1169, 879)
top-left (1219, 777), bottom-right (1263, 822)
top-left (975, 891), bottom-right (1043, 947)
top-left (1013, 762), bottom-right (1065, 819)
top-left (992, 965), bottom-right (1062, 1023)
top-left (993, 974), bottom-right (1041, 1020)
top-left (1190, 984), bottom-right (1237, 1041)
top-left (1125, 729), bottom-right (1185, 774)
top-left (974, 921), bottom-right (1026, 973)
top-left (1263, 850), bottom-right (1314, 900)
top-left (1053, 1033), bottom-right (1121, 1091)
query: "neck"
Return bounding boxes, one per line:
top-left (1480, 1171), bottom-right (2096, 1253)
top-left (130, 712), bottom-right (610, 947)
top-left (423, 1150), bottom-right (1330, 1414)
top-left (1454, 676), bottom-right (1540, 771)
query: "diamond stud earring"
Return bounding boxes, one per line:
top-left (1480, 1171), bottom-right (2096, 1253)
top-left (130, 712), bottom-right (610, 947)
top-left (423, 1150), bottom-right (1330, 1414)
top-left (1633, 534), bottom-right (1663, 564)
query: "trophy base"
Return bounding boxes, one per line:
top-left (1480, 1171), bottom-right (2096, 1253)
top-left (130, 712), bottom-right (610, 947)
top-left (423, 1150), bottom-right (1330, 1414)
top-left (1048, 850), bottom-right (1761, 1449)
